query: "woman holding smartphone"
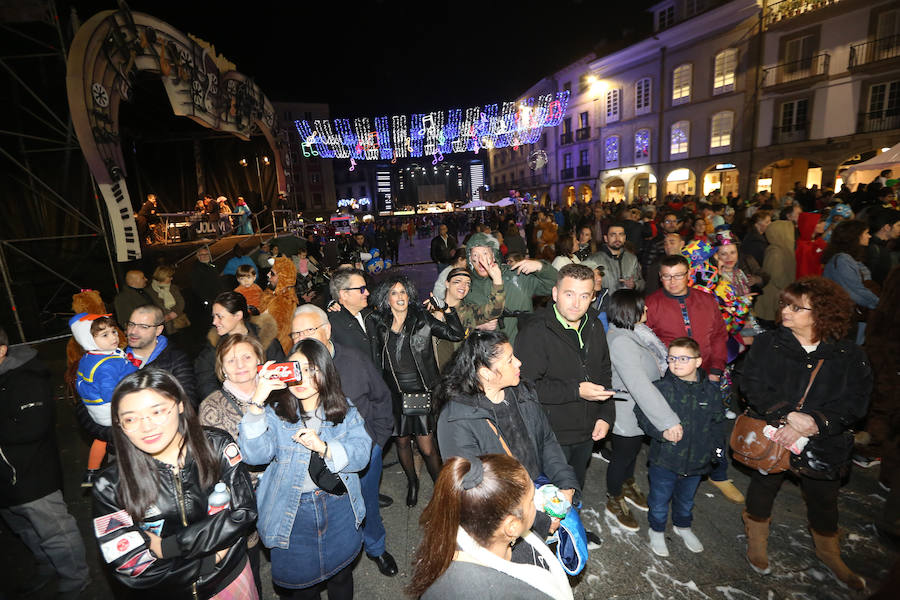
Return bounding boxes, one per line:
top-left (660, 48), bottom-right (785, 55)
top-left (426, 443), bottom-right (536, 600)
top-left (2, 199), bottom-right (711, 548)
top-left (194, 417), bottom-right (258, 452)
top-left (238, 339), bottom-right (372, 599)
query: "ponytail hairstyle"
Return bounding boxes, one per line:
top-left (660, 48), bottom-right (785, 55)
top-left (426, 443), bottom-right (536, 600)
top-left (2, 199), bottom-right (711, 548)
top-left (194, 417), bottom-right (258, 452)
top-left (110, 368), bottom-right (219, 521)
top-left (406, 454), bottom-right (531, 597)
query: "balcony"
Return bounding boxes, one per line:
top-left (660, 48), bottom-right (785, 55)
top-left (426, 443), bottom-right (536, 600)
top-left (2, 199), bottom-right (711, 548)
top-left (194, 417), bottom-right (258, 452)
top-left (772, 122), bottom-right (809, 144)
top-left (858, 110), bottom-right (900, 134)
top-left (560, 132), bottom-right (573, 145)
top-left (560, 167), bottom-right (574, 180)
top-left (764, 0), bottom-right (841, 28)
top-left (576, 164), bottom-right (592, 178)
top-left (575, 127), bottom-right (591, 141)
top-left (762, 53), bottom-right (829, 89)
top-left (849, 36), bottom-right (900, 70)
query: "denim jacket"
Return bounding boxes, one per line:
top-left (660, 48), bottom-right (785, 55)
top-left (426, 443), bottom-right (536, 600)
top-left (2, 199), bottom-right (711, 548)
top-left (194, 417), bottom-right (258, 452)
top-left (238, 401), bottom-right (371, 550)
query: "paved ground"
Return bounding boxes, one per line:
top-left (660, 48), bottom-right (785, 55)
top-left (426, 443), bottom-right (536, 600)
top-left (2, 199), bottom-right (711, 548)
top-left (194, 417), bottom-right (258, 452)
top-left (3, 232), bottom-right (897, 599)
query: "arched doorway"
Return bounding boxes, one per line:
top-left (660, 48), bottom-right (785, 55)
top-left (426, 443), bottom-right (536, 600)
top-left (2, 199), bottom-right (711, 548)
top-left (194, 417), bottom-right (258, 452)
top-left (665, 168), bottom-right (695, 195)
top-left (579, 184), bottom-right (593, 204)
top-left (701, 162), bottom-right (740, 197)
top-left (565, 185), bottom-right (576, 206)
top-left (631, 173), bottom-right (656, 202)
top-left (756, 159), bottom-right (817, 198)
top-left (604, 177), bottom-right (625, 203)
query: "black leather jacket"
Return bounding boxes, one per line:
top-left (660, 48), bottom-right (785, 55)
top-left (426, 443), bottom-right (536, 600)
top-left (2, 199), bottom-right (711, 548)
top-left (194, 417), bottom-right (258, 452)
top-left (92, 428), bottom-right (257, 599)
top-left (368, 306), bottom-right (464, 391)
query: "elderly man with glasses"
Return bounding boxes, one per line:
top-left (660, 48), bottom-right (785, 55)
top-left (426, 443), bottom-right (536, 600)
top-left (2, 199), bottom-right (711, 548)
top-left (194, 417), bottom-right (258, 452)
top-left (289, 304), bottom-right (398, 577)
top-left (645, 255), bottom-right (743, 504)
top-left (326, 267), bottom-right (375, 359)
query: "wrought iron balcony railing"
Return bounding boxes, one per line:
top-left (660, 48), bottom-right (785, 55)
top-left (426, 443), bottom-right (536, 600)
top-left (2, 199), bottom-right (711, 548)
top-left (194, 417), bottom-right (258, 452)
top-left (764, 0), bottom-right (841, 28)
top-left (560, 167), bottom-right (574, 180)
top-left (858, 110), bottom-right (900, 134)
top-left (560, 132), bottom-right (574, 145)
top-left (762, 53), bottom-right (829, 87)
top-left (772, 122), bottom-right (809, 144)
top-left (575, 127), bottom-right (591, 141)
top-left (576, 164), bottom-right (592, 178)
top-left (849, 35), bottom-right (900, 69)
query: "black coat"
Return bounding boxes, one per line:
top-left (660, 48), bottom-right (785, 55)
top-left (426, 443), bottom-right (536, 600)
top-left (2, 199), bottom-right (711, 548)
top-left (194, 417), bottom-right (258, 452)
top-left (93, 428), bottom-right (257, 599)
top-left (430, 234), bottom-right (456, 264)
top-left (149, 341), bottom-right (199, 407)
top-left (329, 304), bottom-right (374, 359)
top-left (515, 305), bottom-right (615, 446)
top-left (191, 261), bottom-right (225, 305)
top-left (737, 326), bottom-right (872, 479)
top-left (368, 307), bottom-right (464, 391)
top-left (0, 348), bottom-right (63, 507)
top-left (333, 341), bottom-right (394, 447)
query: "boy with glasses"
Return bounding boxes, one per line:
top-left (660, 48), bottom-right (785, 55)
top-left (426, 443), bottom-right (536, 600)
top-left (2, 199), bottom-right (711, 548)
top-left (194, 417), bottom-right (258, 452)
top-left (635, 336), bottom-right (725, 557)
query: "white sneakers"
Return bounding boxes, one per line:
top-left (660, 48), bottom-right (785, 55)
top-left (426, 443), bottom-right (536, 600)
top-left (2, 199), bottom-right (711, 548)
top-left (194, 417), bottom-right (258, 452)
top-left (649, 530), bottom-right (669, 557)
top-left (674, 526), bottom-right (704, 553)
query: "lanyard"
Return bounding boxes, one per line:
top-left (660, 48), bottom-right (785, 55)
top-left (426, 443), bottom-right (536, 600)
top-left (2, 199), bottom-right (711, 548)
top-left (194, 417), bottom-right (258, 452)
top-left (678, 296), bottom-right (692, 338)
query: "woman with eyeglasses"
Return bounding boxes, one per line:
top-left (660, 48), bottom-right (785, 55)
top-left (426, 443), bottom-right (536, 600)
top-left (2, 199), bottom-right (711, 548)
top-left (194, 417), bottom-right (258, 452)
top-left (368, 273), bottom-right (465, 507)
top-left (238, 339), bottom-right (371, 599)
top-left (195, 291), bottom-right (286, 400)
top-left (198, 333), bottom-right (267, 594)
top-left (738, 277), bottom-right (871, 590)
top-left (92, 368), bottom-right (258, 599)
top-left (603, 289), bottom-right (680, 533)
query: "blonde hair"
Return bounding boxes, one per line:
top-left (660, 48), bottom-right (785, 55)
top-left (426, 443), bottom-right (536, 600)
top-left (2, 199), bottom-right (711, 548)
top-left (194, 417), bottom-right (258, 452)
top-left (152, 264), bottom-right (175, 282)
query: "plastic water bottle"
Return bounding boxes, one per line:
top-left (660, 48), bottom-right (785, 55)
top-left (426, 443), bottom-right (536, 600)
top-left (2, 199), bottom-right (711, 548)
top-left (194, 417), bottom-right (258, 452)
top-left (207, 482), bottom-right (231, 515)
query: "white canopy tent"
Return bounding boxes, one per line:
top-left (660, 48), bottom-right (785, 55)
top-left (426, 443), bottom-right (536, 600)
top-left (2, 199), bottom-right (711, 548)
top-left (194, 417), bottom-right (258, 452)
top-left (843, 142), bottom-right (900, 187)
top-left (459, 199), bottom-right (492, 209)
top-left (494, 198), bottom-right (515, 207)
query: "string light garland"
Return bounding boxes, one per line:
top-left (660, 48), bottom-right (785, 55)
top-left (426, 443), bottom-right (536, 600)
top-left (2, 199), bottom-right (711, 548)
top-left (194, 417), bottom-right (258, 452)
top-left (295, 91), bottom-right (569, 161)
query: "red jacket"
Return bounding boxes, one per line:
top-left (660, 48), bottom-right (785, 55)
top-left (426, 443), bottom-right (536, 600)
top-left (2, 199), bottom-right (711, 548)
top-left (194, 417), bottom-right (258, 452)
top-left (645, 287), bottom-right (728, 376)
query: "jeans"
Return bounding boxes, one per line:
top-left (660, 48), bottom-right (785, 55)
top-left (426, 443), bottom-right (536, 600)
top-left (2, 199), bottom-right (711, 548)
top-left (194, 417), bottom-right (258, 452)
top-left (360, 443), bottom-right (387, 557)
top-left (0, 490), bottom-right (90, 592)
top-left (606, 434), bottom-right (645, 497)
top-left (647, 465), bottom-right (702, 532)
top-left (745, 469), bottom-right (840, 533)
top-left (560, 439), bottom-right (594, 491)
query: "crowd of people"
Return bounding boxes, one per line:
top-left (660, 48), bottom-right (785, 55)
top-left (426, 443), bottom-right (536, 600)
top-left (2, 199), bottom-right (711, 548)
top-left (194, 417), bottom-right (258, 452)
top-left (1, 174), bottom-right (898, 599)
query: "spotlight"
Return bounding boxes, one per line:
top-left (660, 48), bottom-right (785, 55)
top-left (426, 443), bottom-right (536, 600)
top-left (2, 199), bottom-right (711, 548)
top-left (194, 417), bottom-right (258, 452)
top-left (239, 158), bottom-right (248, 167)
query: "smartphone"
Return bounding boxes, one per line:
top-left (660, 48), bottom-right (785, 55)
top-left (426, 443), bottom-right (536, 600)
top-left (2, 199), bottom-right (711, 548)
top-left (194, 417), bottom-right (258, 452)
top-left (427, 295), bottom-right (444, 311)
top-left (257, 361), bottom-right (302, 383)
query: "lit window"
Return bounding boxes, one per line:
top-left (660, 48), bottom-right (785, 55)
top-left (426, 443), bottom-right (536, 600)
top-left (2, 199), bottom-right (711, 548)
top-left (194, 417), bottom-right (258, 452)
top-left (606, 89), bottom-right (621, 123)
top-left (635, 78), bottom-right (652, 115)
top-left (670, 121), bottom-right (689, 156)
top-left (672, 64), bottom-right (692, 105)
top-left (635, 129), bottom-right (651, 163)
top-left (710, 111), bottom-right (734, 151)
top-left (605, 136), bottom-right (619, 168)
top-left (713, 49), bottom-right (737, 95)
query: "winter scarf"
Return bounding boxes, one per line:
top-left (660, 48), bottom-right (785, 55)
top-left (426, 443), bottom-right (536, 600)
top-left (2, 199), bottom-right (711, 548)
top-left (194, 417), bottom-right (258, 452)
top-left (151, 281), bottom-right (176, 310)
top-left (632, 322), bottom-right (669, 376)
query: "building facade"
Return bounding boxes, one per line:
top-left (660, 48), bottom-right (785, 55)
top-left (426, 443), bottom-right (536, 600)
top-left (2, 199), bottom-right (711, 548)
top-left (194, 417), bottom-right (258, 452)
top-left (273, 101), bottom-right (337, 215)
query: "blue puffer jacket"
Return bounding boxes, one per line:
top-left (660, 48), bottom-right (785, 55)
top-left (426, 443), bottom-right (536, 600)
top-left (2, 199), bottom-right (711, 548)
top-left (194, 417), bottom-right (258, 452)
top-left (635, 369), bottom-right (725, 476)
top-left (238, 401), bottom-right (371, 550)
top-left (76, 351), bottom-right (138, 425)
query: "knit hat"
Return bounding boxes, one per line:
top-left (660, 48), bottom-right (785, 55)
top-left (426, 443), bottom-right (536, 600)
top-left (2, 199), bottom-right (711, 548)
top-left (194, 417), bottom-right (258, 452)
top-left (68, 312), bottom-right (111, 351)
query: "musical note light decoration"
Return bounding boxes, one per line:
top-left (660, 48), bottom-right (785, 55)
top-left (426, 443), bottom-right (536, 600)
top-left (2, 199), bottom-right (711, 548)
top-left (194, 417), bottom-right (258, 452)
top-left (295, 91), bottom-right (569, 161)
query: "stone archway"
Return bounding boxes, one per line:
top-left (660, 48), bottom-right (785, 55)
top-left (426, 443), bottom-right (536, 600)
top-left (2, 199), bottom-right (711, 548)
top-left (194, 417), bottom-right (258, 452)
top-left (67, 6), bottom-right (285, 261)
top-left (665, 168), bottom-right (695, 195)
top-left (701, 162), bottom-right (740, 197)
top-left (579, 184), bottom-right (593, 204)
top-left (755, 159), bottom-right (816, 198)
top-left (603, 177), bottom-right (625, 203)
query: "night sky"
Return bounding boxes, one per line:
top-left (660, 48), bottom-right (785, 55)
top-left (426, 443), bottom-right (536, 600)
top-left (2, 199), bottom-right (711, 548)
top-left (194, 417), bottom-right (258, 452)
top-left (67, 0), bottom-right (656, 117)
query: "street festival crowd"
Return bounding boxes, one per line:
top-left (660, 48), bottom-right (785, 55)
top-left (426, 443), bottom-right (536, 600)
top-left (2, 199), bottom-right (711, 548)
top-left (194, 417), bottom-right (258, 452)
top-left (2, 173), bottom-right (900, 599)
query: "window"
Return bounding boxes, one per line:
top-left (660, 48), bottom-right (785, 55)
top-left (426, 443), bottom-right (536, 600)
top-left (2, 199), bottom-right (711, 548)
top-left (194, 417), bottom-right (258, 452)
top-left (867, 80), bottom-right (900, 117)
top-left (606, 88), bottom-right (621, 123)
top-left (563, 153), bottom-right (573, 169)
top-left (670, 121), bottom-right (690, 156)
top-left (634, 129), bottom-right (650, 163)
top-left (605, 136), bottom-right (619, 168)
top-left (310, 173), bottom-right (321, 184)
top-left (635, 78), bottom-right (652, 115)
top-left (563, 117), bottom-right (572, 133)
top-left (579, 111), bottom-right (589, 128)
top-left (785, 35), bottom-right (815, 76)
top-left (579, 149), bottom-right (590, 165)
top-left (672, 64), bottom-right (692, 105)
top-left (710, 111), bottom-right (734, 151)
top-left (685, 0), bottom-right (705, 17)
top-left (657, 5), bottom-right (675, 30)
top-left (713, 49), bottom-right (737, 95)
top-left (313, 193), bottom-right (323, 208)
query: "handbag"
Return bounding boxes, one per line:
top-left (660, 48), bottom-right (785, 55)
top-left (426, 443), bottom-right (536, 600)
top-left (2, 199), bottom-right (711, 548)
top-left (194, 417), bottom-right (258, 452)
top-left (384, 340), bottom-right (433, 417)
top-left (730, 359), bottom-right (823, 474)
top-left (299, 414), bottom-right (347, 495)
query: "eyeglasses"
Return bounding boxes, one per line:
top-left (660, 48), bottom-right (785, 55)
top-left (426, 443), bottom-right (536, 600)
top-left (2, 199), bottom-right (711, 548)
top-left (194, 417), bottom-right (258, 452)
top-left (119, 404), bottom-right (175, 432)
top-left (663, 219), bottom-right (679, 224)
top-left (126, 321), bottom-right (163, 330)
top-left (778, 300), bottom-right (813, 313)
top-left (290, 324), bottom-right (325, 340)
top-left (342, 285), bottom-right (367, 294)
top-left (666, 355), bottom-right (699, 364)
top-left (660, 272), bottom-right (688, 281)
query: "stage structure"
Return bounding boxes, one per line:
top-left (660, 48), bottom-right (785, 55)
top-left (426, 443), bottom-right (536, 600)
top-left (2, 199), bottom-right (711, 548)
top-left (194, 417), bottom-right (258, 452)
top-left (295, 91), bottom-right (570, 164)
top-left (66, 5), bottom-right (286, 261)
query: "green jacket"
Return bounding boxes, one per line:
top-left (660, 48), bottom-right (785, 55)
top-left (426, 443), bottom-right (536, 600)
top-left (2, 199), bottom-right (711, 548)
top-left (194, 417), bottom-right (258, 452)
top-left (464, 264), bottom-right (556, 344)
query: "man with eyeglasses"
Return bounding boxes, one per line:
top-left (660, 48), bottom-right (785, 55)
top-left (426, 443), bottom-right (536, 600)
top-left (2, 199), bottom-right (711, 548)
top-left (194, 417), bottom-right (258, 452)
top-left (289, 304), bottom-right (398, 577)
top-left (122, 305), bottom-right (197, 406)
top-left (645, 255), bottom-right (743, 503)
top-left (327, 268), bottom-right (375, 358)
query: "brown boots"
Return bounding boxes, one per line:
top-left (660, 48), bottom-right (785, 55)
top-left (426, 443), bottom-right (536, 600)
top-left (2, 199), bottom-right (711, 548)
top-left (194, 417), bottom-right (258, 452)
top-left (810, 528), bottom-right (866, 591)
top-left (741, 510), bottom-right (771, 574)
top-left (741, 509), bottom-right (866, 590)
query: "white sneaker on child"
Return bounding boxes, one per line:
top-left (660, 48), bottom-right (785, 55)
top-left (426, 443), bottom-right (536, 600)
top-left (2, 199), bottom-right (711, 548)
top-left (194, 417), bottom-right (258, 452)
top-left (673, 526), bottom-right (704, 553)
top-left (648, 529), bottom-right (669, 557)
